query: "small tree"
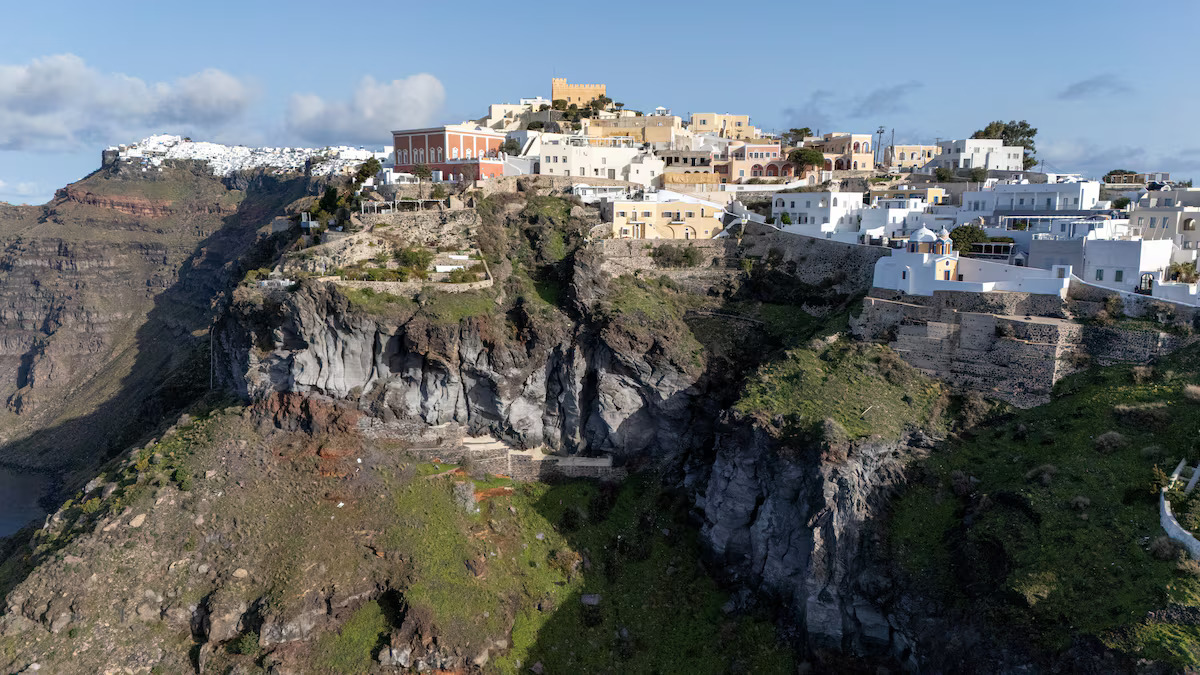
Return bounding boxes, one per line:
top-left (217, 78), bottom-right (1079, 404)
top-left (934, 167), bottom-right (954, 182)
top-left (1112, 197), bottom-right (1131, 209)
top-left (412, 163), bottom-right (432, 198)
top-left (501, 138), bottom-right (520, 155)
top-left (969, 167), bottom-right (988, 183)
top-left (787, 147), bottom-right (825, 175)
top-left (948, 224), bottom-right (987, 253)
top-left (552, 99), bottom-right (568, 111)
top-left (354, 157), bottom-right (382, 183)
top-left (526, 120), bottom-right (545, 130)
top-left (780, 212), bottom-right (792, 224)
top-left (538, 104), bottom-right (550, 112)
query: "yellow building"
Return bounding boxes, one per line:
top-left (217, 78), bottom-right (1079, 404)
top-left (584, 114), bottom-right (682, 144)
top-left (608, 200), bottom-right (724, 239)
top-left (870, 185), bottom-right (948, 205)
top-left (689, 113), bottom-right (759, 139)
top-left (551, 78), bottom-right (606, 106)
top-left (884, 144), bottom-right (941, 171)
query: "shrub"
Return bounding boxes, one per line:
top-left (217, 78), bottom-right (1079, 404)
top-left (1105, 295), bottom-right (1125, 319)
top-left (1094, 430), bottom-right (1127, 453)
top-left (1025, 464), bottom-right (1057, 486)
top-left (1070, 495), bottom-right (1091, 510)
top-left (950, 469), bottom-right (972, 497)
top-left (1185, 384), bottom-right (1200, 402)
top-left (1150, 535), bottom-right (1182, 561)
top-left (228, 631), bottom-right (259, 655)
top-left (446, 267), bottom-right (480, 283)
top-left (1177, 558), bottom-right (1200, 577)
top-left (1113, 402), bottom-right (1169, 428)
top-left (394, 247), bottom-right (434, 269)
top-left (780, 213), bottom-right (792, 225)
top-left (649, 243), bottom-right (702, 268)
top-left (1132, 366), bottom-right (1154, 384)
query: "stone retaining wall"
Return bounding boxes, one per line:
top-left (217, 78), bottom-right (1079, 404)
top-left (852, 295), bottom-right (1195, 407)
top-left (868, 288), bottom-right (1068, 319)
top-left (322, 276), bottom-right (493, 295)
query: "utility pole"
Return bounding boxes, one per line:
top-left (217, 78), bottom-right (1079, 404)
top-left (875, 126), bottom-right (885, 168)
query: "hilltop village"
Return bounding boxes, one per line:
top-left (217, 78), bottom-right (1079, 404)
top-left (113, 77), bottom-right (1200, 311)
top-left (6, 75), bottom-right (1200, 675)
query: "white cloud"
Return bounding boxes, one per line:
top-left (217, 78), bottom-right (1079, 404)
top-left (0, 54), bottom-right (252, 151)
top-left (286, 74), bottom-right (445, 146)
top-left (0, 179), bottom-right (38, 196)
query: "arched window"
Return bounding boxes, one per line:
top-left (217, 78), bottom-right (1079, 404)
top-left (853, 161), bottom-right (858, 170)
top-left (776, 199), bottom-right (784, 206)
top-left (899, 152), bottom-right (906, 160)
top-left (863, 142), bottom-right (869, 153)
top-left (832, 197), bottom-right (838, 207)
top-left (466, 149), bottom-right (473, 159)
top-left (436, 148), bottom-right (443, 162)
top-left (853, 142), bottom-right (860, 152)
top-left (452, 148), bottom-right (459, 159)
top-left (1184, 218), bottom-right (1196, 231)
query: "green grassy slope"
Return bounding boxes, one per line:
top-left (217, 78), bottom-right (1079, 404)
top-left (889, 343), bottom-right (1200, 666)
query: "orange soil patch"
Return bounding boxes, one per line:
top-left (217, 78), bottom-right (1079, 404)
top-left (474, 486), bottom-right (514, 500)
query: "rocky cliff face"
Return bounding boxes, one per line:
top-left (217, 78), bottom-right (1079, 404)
top-left (688, 417), bottom-right (929, 667)
top-left (0, 162), bottom-right (309, 471)
top-left (216, 245), bottom-right (939, 668)
top-left (216, 279), bottom-right (704, 462)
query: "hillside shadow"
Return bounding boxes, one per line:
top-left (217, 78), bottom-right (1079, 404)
top-left (518, 475), bottom-right (796, 674)
top-left (0, 171), bottom-right (310, 592)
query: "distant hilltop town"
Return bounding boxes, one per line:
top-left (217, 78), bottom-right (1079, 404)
top-left (102, 134), bottom-right (391, 178)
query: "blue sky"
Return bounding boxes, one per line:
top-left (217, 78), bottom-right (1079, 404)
top-left (1, 0), bottom-right (1197, 204)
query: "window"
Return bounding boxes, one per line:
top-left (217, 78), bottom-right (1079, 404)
top-left (901, 271), bottom-right (907, 279)
top-left (700, 120), bottom-right (707, 125)
top-left (1150, 217), bottom-right (1157, 228)
top-left (642, 211), bottom-right (652, 217)
top-left (1138, 217), bottom-right (1145, 226)
top-left (1046, 198), bottom-right (1052, 208)
top-left (1019, 198), bottom-right (1024, 205)
top-left (1115, 270), bottom-right (1124, 283)
top-left (685, 211), bottom-right (694, 218)
top-left (1095, 269), bottom-right (1104, 281)
top-left (736, 121), bottom-right (742, 126)
top-left (617, 211), bottom-right (625, 217)
top-left (790, 201), bottom-right (795, 208)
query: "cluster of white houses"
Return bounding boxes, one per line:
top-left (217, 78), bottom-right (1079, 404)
top-left (372, 78), bottom-right (1195, 306)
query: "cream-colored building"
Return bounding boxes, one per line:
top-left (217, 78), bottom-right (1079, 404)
top-left (551, 78), bottom-right (606, 106)
top-left (606, 197), bottom-right (725, 239)
top-left (538, 135), bottom-right (664, 187)
top-left (808, 132), bottom-right (874, 171)
top-left (689, 113), bottom-right (759, 139)
top-left (870, 185), bottom-right (948, 205)
top-left (884, 144), bottom-right (941, 172)
top-left (583, 112), bottom-right (683, 145)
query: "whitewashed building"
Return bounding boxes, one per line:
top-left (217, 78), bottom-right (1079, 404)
top-left (873, 227), bottom-right (1071, 297)
top-left (923, 139), bottom-right (1025, 172)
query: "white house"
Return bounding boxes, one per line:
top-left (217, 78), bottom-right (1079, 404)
top-left (1130, 187), bottom-right (1200, 249)
top-left (1080, 238), bottom-right (1175, 291)
top-left (923, 139), bottom-right (1025, 172)
top-left (958, 180), bottom-right (1103, 223)
top-left (538, 135), bottom-right (663, 187)
top-left (771, 191), bottom-right (864, 228)
top-left (873, 227), bottom-right (1071, 297)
